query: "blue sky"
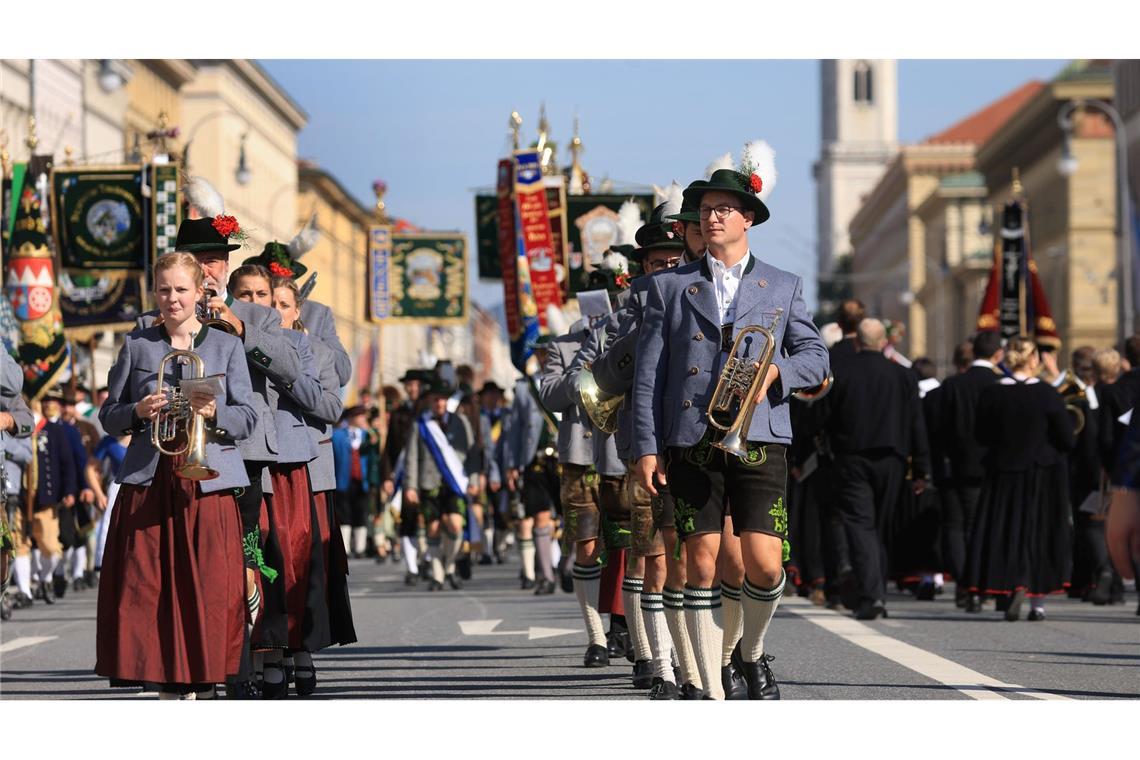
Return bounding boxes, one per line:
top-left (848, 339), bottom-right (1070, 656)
top-left (261, 59), bottom-right (1066, 313)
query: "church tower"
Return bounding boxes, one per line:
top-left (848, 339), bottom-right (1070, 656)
top-left (814, 60), bottom-right (898, 304)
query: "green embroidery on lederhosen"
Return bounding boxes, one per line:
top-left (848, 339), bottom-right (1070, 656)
top-left (742, 441), bottom-right (768, 467)
top-left (583, 469), bottom-right (599, 488)
top-left (673, 496), bottom-right (697, 539)
top-left (782, 539), bottom-right (791, 563)
top-left (685, 429), bottom-right (714, 466)
top-left (769, 496), bottom-right (788, 536)
top-left (242, 529), bottom-right (279, 583)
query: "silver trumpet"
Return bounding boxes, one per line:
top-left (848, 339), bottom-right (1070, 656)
top-left (707, 310), bottom-right (782, 459)
top-left (152, 343), bottom-right (219, 481)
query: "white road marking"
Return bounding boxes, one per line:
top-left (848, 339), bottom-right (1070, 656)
top-left (782, 598), bottom-right (1073, 701)
top-left (0, 636), bottom-right (59, 654)
top-left (459, 619), bottom-right (581, 640)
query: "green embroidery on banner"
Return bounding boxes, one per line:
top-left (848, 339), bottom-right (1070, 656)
top-left (769, 497), bottom-right (788, 536)
top-left (242, 529), bottom-right (279, 583)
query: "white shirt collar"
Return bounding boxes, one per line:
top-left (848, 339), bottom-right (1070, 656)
top-left (706, 250), bottom-right (751, 277)
top-left (971, 360), bottom-right (995, 369)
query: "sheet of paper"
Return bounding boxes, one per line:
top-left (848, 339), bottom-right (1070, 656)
top-left (178, 374), bottom-right (225, 398)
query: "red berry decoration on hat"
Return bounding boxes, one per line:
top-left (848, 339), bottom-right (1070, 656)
top-left (749, 173), bottom-right (763, 194)
top-left (212, 215), bottom-right (240, 238)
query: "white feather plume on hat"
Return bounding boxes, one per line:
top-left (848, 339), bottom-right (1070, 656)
top-left (602, 248), bottom-right (629, 275)
top-left (705, 152), bottom-right (734, 179)
top-left (738, 140), bottom-right (778, 202)
top-left (616, 199), bottom-right (642, 246)
top-left (661, 181), bottom-right (684, 218)
top-left (182, 176), bottom-right (225, 219)
top-left (287, 214), bottom-right (320, 259)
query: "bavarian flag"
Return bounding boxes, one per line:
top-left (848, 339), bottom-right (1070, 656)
top-left (5, 181), bottom-right (67, 401)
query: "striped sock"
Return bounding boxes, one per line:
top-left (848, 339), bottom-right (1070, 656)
top-left (684, 585), bottom-right (724, 699)
top-left (520, 539), bottom-right (536, 581)
top-left (664, 587), bottom-right (701, 689)
top-left (247, 585), bottom-right (262, 628)
top-left (640, 592), bottom-right (674, 682)
top-left (742, 572), bottom-right (785, 663)
top-left (623, 576), bottom-right (652, 662)
top-left (573, 563), bottom-right (606, 647)
top-left (721, 583), bottom-right (744, 666)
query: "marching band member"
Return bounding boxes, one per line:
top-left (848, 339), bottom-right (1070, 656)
top-left (383, 369), bottom-right (430, 584)
top-left (404, 378), bottom-right (480, 591)
top-left (1, 352), bottom-right (34, 619)
top-left (633, 150), bottom-right (829, 699)
top-left (96, 251), bottom-right (256, 699)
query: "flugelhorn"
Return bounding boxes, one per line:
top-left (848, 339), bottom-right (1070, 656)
top-left (1054, 369), bottom-right (1087, 436)
top-left (577, 365), bottom-right (622, 434)
top-left (152, 344), bottom-right (219, 481)
top-left (707, 310), bottom-right (782, 459)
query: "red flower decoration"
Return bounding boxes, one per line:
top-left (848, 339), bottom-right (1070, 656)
top-left (212, 214), bottom-right (241, 238)
top-left (268, 261), bottom-right (294, 278)
top-left (671, 221), bottom-right (685, 239)
top-left (615, 272), bottom-right (631, 289)
top-left (749, 173), bottom-right (763, 194)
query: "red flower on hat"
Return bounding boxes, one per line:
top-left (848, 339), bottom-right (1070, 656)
top-left (671, 221), bottom-right (685, 239)
top-left (615, 272), bottom-right (631, 289)
top-left (749, 173), bottom-right (763, 194)
top-left (212, 215), bottom-right (241, 238)
top-left (268, 261), bottom-right (295, 278)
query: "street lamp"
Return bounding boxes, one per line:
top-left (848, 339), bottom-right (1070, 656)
top-left (1057, 99), bottom-right (1136, 344)
top-left (235, 133), bottom-right (251, 186)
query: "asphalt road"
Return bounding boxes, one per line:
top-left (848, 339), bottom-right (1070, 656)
top-left (2, 553), bottom-right (1138, 700)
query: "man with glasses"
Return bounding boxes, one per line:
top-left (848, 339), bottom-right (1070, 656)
top-left (632, 161), bottom-right (828, 699)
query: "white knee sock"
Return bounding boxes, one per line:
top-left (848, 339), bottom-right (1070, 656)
top-left (572, 563), bottom-right (606, 647)
top-left (59, 547), bottom-right (73, 578)
top-left (721, 583), bottom-right (744, 666)
top-left (482, 526), bottom-right (495, 556)
top-left (684, 585), bottom-right (724, 699)
top-left (550, 537), bottom-right (562, 569)
top-left (401, 536), bottom-right (418, 574)
top-left (352, 526), bottom-right (368, 556)
top-left (428, 539), bottom-right (445, 583)
top-left (741, 572), bottom-right (785, 663)
top-left (664, 587), bottom-right (701, 689)
top-left (640, 592), bottom-right (675, 682)
top-left (38, 552), bottom-right (57, 584)
top-left (14, 555), bottom-right (32, 597)
top-left (340, 525), bottom-right (352, 555)
top-left (519, 539), bottom-right (536, 581)
top-left (71, 546), bottom-right (87, 580)
top-left (623, 576), bottom-right (652, 662)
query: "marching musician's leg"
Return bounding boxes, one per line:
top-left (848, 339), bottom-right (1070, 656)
top-left (628, 472), bottom-right (671, 694)
top-left (562, 464), bottom-right (607, 665)
top-left (658, 488), bottom-right (702, 697)
top-left (717, 515), bottom-right (748, 699)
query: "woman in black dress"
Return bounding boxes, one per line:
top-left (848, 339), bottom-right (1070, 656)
top-left (966, 336), bottom-right (1076, 621)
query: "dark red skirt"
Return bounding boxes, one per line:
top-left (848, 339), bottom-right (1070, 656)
top-left (95, 457), bottom-right (245, 686)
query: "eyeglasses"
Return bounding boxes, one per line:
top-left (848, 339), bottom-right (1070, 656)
top-left (698, 205), bottom-right (743, 220)
top-left (644, 257), bottom-right (681, 272)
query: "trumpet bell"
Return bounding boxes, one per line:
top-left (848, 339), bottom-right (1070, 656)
top-left (577, 366), bottom-right (622, 435)
top-left (177, 461), bottom-right (220, 481)
top-left (712, 427), bottom-right (750, 459)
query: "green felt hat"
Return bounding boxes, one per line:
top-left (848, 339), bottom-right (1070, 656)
top-left (243, 241), bottom-right (308, 279)
top-left (681, 169), bottom-right (770, 226)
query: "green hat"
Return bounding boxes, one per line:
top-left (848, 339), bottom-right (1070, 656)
top-left (681, 169), bottom-right (770, 226)
top-left (244, 240), bottom-right (308, 279)
top-left (666, 198), bottom-right (701, 224)
top-left (584, 245), bottom-right (633, 294)
top-left (630, 202), bottom-right (686, 262)
top-left (174, 217), bottom-right (242, 254)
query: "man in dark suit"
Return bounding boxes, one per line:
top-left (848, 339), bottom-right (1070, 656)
top-left (937, 331), bottom-right (1002, 611)
top-left (823, 318), bottom-right (928, 620)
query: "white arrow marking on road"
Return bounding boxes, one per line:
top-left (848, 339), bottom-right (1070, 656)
top-left (0, 636), bottom-right (58, 654)
top-left (459, 620), bottom-right (581, 640)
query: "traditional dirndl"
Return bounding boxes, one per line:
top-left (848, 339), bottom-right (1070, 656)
top-left (965, 462), bottom-right (1072, 597)
top-left (95, 456), bottom-right (245, 687)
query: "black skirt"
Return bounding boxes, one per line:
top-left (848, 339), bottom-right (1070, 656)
top-left (965, 462), bottom-right (1072, 597)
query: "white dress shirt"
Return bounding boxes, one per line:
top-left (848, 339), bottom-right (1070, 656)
top-left (707, 250), bottom-right (753, 325)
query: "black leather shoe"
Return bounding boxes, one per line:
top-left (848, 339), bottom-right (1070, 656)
top-left (995, 594), bottom-right (1010, 613)
top-left (446, 573), bottom-right (463, 590)
top-left (1004, 589), bottom-right (1025, 621)
top-left (262, 666), bottom-right (288, 700)
top-left (226, 679), bottom-right (261, 700)
top-left (456, 555), bottom-right (472, 581)
top-left (723, 641), bottom-right (749, 700)
top-left (1027, 608), bottom-right (1046, 622)
top-left (1090, 569), bottom-right (1113, 605)
top-left (632, 659), bottom-right (654, 689)
top-left (534, 580), bottom-right (556, 595)
top-left (53, 574), bottom-right (67, 599)
top-left (648, 678), bottom-right (680, 700)
top-left (478, 554), bottom-right (493, 566)
top-left (584, 644), bottom-right (609, 668)
top-left (560, 571), bottom-right (574, 594)
top-left (916, 582), bottom-right (936, 601)
top-left (679, 682), bottom-right (705, 700)
top-left (741, 654), bottom-right (781, 700)
top-left (854, 600), bottom-right (888, 620)
top-left (838, 567), bottom-right (859, 611)
top-left (520, 578), bottom-right (536, 590)
top-left (427, 579), bottom-right (443, 591)
top-left (404, 572), bottom-right (418, 586)
top-left (965, 594), bottom-right (983, 613)
top-left (12, 591), bottom-right (34, 609)
top-left (294, 664), bottom-right (317, 697)
top-left (38, 585), bottom-right (54, 605)
top-left (954, 588), bottom-right (969, 608)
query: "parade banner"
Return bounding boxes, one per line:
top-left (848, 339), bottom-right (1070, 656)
top-left (476, 178), bottom-right (568, 285)
top-left (512, 150), bottom-right (562, 327)
top-left (976, 197), bottom-right (1059, 348)
top-left (5, 165), bottom-right (68, 401)
top-left (50, 166), bottom-right (146, 270)
top-left (58, 271), bottom-right (145, 333)
top-left (151, 163), bottom-right (181, 259)
top-left (496, 159), bottom-right (538, 371)
top-left (566, 193), bottom-right (654, 296)
top-left (370, 232), bottom-right (468, 324)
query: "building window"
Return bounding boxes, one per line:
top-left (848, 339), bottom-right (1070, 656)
top-left (853, 61), bottom-right (873, 104)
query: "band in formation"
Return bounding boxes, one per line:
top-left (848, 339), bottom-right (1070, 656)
top-left (3, 141), bottom-right (1140, 702)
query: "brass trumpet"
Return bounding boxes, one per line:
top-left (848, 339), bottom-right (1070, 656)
top-left (152, 345), bottom-right (219, 481)
top-left (577, 365), bottom-right (622, 435)
top-left (707, 310), bottom-right (782, 459)
top-left (1055, 369), bottom-right (1087, 436)
top-left (198, 288), bottom-right (238, 335)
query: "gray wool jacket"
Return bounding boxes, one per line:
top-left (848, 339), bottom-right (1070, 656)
top-left (300, 299), bottom-right (352, 388)
top-left (269, 329), bottom-right (322, 465)
top-left (99, 325), bottom-right (257, 494)
top-left (302, 337), bottom-right (345, 493)
top-left (404, 411), bottom-right (477, 494)
top-left (536, 329), bottom-right (596, 468)
top-left (567, 313), bottom-right (627, 477)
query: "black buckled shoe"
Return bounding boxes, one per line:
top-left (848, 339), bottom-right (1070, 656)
top-left (648, 677), bottom-right (680, 700)
top-left (584, 644), bottom-right (609, 668)
top-left (632, 659), bottom-right (654, 689)
top-left (679, 682), bottom-right (706, 700)
top-left (294, 664), bottom-right (317, 697)
top-left (742, 654), bottom-right (781, 700)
